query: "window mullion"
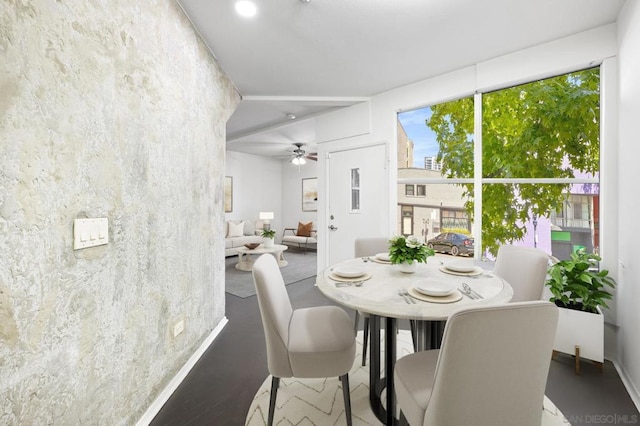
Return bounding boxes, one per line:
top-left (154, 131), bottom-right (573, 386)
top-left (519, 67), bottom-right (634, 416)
top-left (473, 92), bottom-right (483, 261)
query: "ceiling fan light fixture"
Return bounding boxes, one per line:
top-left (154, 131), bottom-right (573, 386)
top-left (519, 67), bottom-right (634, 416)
top-left (292, 156), bottom-right (306, 166)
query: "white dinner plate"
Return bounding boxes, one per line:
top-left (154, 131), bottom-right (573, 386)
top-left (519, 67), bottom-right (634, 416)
top-left (333, 266), bottom-right (366, 278)
top-left (444, 261), bottom-right (476, 273)
top-left (375, 252), bottom-right (391, 262)
top-left (414, 280), bottom-right (457, 297)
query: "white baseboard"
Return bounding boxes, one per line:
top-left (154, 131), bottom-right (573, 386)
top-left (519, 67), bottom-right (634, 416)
top-left (612, 359), bottom-right (640, 412)
top-left (136, 316), bottom-right (229, 426)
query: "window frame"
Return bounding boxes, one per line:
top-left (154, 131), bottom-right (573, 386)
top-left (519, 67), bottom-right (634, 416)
top-left (397, 64), bottom-right (609, 261)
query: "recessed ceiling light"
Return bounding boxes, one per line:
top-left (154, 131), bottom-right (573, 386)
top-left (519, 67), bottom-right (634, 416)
top-left (235, 1), bottom-right (257, 18)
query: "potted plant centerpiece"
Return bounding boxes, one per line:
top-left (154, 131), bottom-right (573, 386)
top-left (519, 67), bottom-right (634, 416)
top-left (389, 235), bottom-right (435, 273)
top-left (261, 229), bottom-right (276, 248)
top-left (545, 248), bottom-right (616, 373)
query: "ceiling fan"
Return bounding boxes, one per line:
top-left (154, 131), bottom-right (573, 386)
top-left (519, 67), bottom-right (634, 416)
top-left (291, 143), bottom-right (317, 165)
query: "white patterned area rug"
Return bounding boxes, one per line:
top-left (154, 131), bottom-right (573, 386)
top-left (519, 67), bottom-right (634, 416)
top-left (245, 330), bottom-right (570, 426)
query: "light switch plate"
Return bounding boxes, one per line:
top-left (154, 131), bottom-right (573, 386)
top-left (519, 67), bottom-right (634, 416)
top-left (74, 218), bottom-right (109, 250)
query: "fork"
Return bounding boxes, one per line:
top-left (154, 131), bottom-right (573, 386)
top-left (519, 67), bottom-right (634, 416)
top-left (458, 287), bottom-right (476, 299)
top-left (398, 289), bottom-right (416, 304)
top-left (462, 282), bottom-right (483, 299)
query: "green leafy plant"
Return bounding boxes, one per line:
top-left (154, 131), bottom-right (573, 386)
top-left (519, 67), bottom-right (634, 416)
top-left (426, 68), bottom-right (600, 256)
top-left (546, 249), bottom-right (616, 314)
top-left (388, 235), bottom-right (435, 265)
top-left (261, 229), bottom-right (276, 239)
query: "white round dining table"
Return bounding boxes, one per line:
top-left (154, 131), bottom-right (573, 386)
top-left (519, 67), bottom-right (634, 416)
top-left (316, 256), bottom-right (514, 425)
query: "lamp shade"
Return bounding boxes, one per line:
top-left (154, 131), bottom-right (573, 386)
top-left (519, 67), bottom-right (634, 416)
top-left (259, 212), bottom-right (274, 221)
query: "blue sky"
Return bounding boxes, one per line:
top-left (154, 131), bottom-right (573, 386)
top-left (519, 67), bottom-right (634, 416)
top-left (397, 107), bottom-right (439, 168)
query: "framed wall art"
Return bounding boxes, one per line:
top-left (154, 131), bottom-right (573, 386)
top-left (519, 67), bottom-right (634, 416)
top-left (302, 177), bottom-right (318, 212)
top-left (224, 176), bottom-right (233, 213)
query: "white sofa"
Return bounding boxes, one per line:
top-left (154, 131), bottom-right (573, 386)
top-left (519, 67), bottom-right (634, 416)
top-left (225, 220), bottom-right (263, 257)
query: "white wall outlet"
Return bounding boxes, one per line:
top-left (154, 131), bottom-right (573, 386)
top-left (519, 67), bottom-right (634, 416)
top-left (173, 319), bottom-right (185, 337)
top-left (73, 218), bottom-right (109, 250)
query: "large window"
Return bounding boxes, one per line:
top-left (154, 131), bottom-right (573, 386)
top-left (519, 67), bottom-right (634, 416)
top-left (397, 68), bottom-right (600, 260)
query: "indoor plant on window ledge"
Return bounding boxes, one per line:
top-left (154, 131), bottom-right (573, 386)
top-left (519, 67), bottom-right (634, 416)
top-left (261, 229), bottom-right (276, 248)
top-left (545, 248), bottom-right (616, 374)
top-left (389, 235), bottom-right (435, 273)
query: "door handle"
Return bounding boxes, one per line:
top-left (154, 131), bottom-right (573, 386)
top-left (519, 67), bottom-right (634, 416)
top-left (328, 225), bottom-right (338, 231)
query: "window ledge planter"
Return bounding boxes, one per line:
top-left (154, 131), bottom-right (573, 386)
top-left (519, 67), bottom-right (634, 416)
top-left (552, 303), bottom-right (604, 374)
top-left (546, 249), bottom-right (615, 375)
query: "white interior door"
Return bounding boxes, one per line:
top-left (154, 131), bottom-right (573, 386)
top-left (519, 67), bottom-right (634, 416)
top-left (327, 144), bottom-right (388, 265)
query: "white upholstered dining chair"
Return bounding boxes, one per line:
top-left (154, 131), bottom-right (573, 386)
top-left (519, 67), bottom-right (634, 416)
top-left (354, 237), bottom-right (390, 366)
top-left (493, 244), bottom-right (549, 302)
top-left (394, 301), bottom-right (559, 426)
top-left (252, 254), bottom-right (356, 426)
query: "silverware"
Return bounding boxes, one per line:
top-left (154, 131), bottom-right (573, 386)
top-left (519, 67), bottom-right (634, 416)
top-left (458, 287), bottom-right (476, 299)
top-left (458, 287), bottom-right (474, 299)
top-left (462, 282), bottom-right (483, 299)
top-left (398, 289), bottom-right (416, 304)
top-left (334, 279), bottom-right (365, 287)
top-left (404, 290), bottom-right (416, 303)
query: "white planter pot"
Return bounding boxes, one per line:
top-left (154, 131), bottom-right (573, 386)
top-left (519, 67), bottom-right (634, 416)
top-left (397, 260), bottom-right (417, 274)
top-left (263, 238), bottom-right (274, 248)
top-left (553, 305), bottom-right (604, 363)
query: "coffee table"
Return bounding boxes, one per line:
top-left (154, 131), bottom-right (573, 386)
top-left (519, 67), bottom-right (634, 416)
top-left (235, 244), bottom-right (288, 271)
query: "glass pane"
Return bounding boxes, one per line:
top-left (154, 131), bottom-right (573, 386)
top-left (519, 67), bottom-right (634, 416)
top-left (351, 168), bottom-right (360, 188)
top-left (397, 96), bottom-right (474, 179)
top-left (482, 68), bottom-right (600, 179)
top-left (405, 185), bottom-right (415, 196)
top-left (402, 216), bottom-right (413, 236)
top-left (397, 182), bottom-right (474, 243)
top-left (481, 183), bottom-right (599, 260)
top-left (351, 189), bottom-right (360, 211)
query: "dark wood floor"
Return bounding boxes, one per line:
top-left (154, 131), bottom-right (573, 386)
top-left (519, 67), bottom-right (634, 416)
top-left (151, 276), bottom-right (639, 426)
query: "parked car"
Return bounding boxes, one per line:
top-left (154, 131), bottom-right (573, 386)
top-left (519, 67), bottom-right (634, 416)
top-left (427, 232), bottom-right (474, 256)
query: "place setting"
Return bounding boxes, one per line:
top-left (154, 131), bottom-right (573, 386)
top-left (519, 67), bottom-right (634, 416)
top-left (371, 252), bottom-right (391, 264)
top-left (406, 279), bottom-right (463, 303)
top-left (328, 265), bottom-right (372, 287)
top-left (439, 259), bottom-right (484, 276)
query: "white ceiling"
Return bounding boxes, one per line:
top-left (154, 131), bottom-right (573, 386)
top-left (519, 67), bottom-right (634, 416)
top-left (177, 0), bottom-right (624, 159)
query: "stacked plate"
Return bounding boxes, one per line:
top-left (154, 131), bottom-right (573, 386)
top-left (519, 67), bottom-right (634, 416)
top-left (440, 260), bottom-right (483, 276)
top-left (373, 252), bottom-right (391, 264)
top-left (333, 266), bottom-right (366, 279)
top-left (330, 266), bottom-right (372, 283)
top-left (409, 280), bottom-right (462, 303)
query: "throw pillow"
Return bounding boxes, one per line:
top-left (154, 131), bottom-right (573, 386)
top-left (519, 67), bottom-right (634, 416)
top-left (297, 221), bottom-right (313, 237)
top-left (243, 220), bottom-right (256, 236)
top-left (228, 221), bottom-right (244, 238)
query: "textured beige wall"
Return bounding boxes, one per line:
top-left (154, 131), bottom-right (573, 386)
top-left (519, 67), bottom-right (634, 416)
top-left (0, 0), bottom-right (239, 423)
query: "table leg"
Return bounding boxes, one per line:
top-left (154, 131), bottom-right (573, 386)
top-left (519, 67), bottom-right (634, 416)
top-left (235, 252), bottom-right (255, 271)
top-left (385, 317), bottom-right (396, 425)
top-left (273, 250), bottom-right (288, 267)
top-left (368, 314), bottom-right (400, 425)
top-left (369, 315), bottom-right (385, 421)
top-left (414, 320), bottom-right (446, 351)
top-left (415, 320), bottom-right (429, 351)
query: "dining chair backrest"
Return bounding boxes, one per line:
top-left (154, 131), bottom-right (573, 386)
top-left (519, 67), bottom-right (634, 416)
top-left (354, 237), bottom-right (389, 258)
top-left (252, 254), bottom-right (294, 378)
top-left (425, 301), bottom-right (558, 426)
top-left (493, 244), bottom-right (549, 302)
